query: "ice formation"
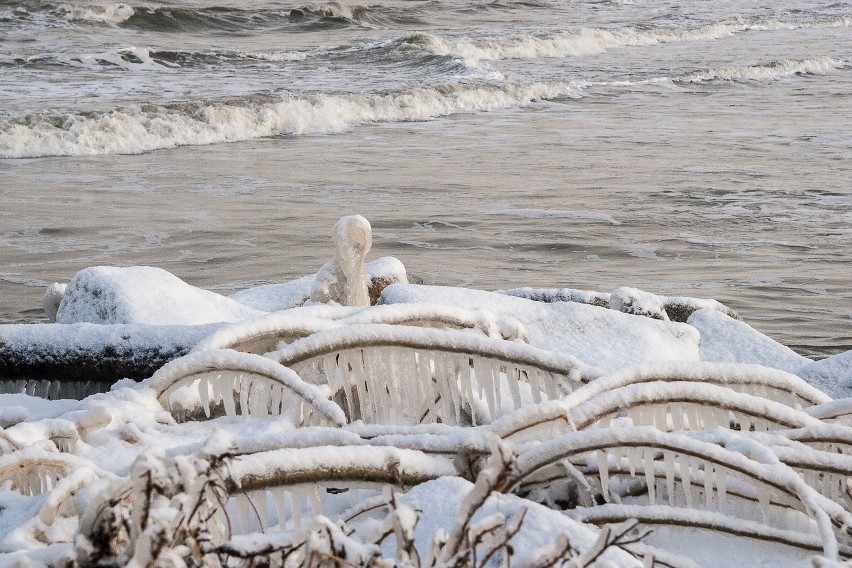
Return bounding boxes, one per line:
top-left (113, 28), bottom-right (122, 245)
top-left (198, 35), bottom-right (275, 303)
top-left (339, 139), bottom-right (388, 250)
top-left (2, 251), bottom-right (852, 567)
top-left (310, 214), bottom-right (373, 307)
top-left (41, 283), bottom-right (66, 323)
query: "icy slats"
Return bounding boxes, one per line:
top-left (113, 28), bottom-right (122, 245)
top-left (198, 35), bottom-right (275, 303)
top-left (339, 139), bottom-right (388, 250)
top-left (459, 357), bottom-right (477, 426)
top-left (643, 448), bottom-right (656, 505)
top-left (597, 450), bottom-right (610, 502)
top-left (716, 467), bottom-right (728, 513)
top-left (506, 365), bottom-right (522, 410)
top-left (197, 375), bottom-right (211, 418)
top-left (663, 451), bottom-right (676, 504)
top-left (704, 464), bottom-right (716, 509)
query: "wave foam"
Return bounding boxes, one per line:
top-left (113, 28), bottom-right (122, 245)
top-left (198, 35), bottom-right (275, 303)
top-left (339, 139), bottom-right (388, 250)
top-left (0, 81), bottom-right (584, 158)
top-left (59, 2), bottom-right (134, 23)
top-left (677, 57), bottom-right (845, 83)
top-left (489, 209), bottom-right (622, 225)
top-left (401, 17), bottom-right (852, 63)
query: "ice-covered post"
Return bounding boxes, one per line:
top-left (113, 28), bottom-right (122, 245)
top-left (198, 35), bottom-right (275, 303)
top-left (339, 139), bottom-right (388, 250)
top-left (310, 215), bottom-right (373, 307)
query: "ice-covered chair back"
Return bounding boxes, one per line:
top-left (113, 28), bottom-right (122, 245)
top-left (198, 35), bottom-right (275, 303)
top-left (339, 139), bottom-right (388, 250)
top-left (507, 428), bottom-right (852, 558)
top-left (144, 350), bottom-right (346, 426)
top-left (271, 324), bottom-right (595, 426)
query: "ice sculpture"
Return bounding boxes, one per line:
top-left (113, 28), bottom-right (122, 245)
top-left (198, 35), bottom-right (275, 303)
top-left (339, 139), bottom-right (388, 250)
top-left (310, 215), bottom-right (372, 307)
top-left (42, 282), bottom-right (66, 323)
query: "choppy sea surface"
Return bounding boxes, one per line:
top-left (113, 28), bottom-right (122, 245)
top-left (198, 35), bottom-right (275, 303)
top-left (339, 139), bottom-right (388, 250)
top-left (0, 0), bottom-right (850, 357)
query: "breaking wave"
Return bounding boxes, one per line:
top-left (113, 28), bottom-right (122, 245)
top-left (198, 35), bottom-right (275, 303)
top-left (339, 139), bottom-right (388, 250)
top-left (6, 1), bottom-right (420, 30)
top-left (676, 57), bottom-right (846, 83)
top-left (400, 16), bottom-right (852, 62)
top-left (0, 81), bottom-right (584, 158)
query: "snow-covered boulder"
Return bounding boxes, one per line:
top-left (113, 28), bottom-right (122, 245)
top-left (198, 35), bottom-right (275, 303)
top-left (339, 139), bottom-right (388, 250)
top-left (609, 286), bottom-right (669, 320)
top-left (379, 284), bottom-right (700, 374)
top-left (56, 266), bottom-right (263, 326)
top-left (795, 350), bottom-right (852, 399)
top-left (231, 256), bottom-right (409, 312)
top-left (687, 309), bottom-right (811, 373)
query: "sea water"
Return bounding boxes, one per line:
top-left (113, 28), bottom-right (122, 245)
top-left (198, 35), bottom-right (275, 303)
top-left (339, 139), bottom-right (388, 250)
top-left (0, 0), bottom-right (849, 357)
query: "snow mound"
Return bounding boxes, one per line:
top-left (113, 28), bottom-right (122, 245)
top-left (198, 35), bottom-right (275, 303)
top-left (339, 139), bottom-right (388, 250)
top-left (687, 309), bottom-right (811, 373)
top-left (609, 286), bottom-right (669, 320)
top-left (379, 284), bottom-right (700, 373)
top-left (57, 266), bottom-right (264, 326)
top-left (796, 350), bottom-right (852, 399)
top-left (230, 257), bottom-right (409, 312)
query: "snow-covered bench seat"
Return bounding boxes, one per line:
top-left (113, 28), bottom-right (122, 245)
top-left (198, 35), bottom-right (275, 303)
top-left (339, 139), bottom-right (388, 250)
top-left (269, 324), bottom-right (596, 426)
top-left (505, 428), bottom-right (852, 559)
top-left (806, 398), bottom-right (852, 424)
top-left (144, 350), bottom-right (347, 426)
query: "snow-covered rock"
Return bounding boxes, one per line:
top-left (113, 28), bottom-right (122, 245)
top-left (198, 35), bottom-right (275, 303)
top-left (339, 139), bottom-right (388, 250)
top-left (379, 284), bottom-right (700, 373)
top-left (687, 309), bottom-right (811, 373)
top-left (796, 350), bottom-right (852, 399)
top-left (609, 286), bottom-right (669, 320)
top-left (56, 266), bottom-right (263, 326)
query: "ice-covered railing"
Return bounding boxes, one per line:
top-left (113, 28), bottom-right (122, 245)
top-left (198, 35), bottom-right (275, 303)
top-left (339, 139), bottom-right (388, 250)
top-left (192, 303), bottom-right (529, 356)
top-left (143, 349), bottom-right (346, 426)
top-left (219, 445), bottom-right (458, 535)
top-left (504, 427), bottom-right (852, 559)
top-left (191, 312), bottom-right (343, 355)
top-left (0, 447), bottom-right (95, 497)
top-left (807, 398), bottom-right (852, 424)
top-left (566, 382), bottom-right (821, 432)
top-left (270, 324), bottom-right (596, 426)
top-left (564, 362), bottom-right (830, 410)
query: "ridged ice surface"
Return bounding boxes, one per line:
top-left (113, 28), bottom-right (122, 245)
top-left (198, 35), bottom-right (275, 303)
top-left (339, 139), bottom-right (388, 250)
top-left (0, 0), bottom-right (849, 358)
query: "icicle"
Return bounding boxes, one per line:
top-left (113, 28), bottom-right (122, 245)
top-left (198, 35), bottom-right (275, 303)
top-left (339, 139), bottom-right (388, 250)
top-left (643, 448), bottom-right (656, 505)
top-left (506, 366), bottom-right (522, 410)
top-left (446, 356), bottom-right (464, 424)
top-left (434, 355), bottom-right (454, 424)
top-left (235, 494), bottom-right (251, 534)
top-left (671, 403), bottom-right (684, 431)
top-left (652, 405), bottom-right (666, 431)
top-left (222, 375), bottom-right (237, 418)
top-left (239, 375), bottom-right (250, 416)
top-left (459, 357), bottom-right (477, 425)
top-left (250, 490), bottom-right (269, 532)
top-left (663, 451), bottom-right (676, 504)
top-left (628, 448), bottom-right (641, 477)
top-left (385, 348), bottom-right (405, 422)
top-left (210, 374), bottom-right (224, 409)
top-left (198, 375), bottom-right (211, 418)
top-left (291, 488), bottom-right (304, 529)
top-left (480, 360), bottom-right (497, 417)
top-left (271, 386), bottom-right (284, 416)
top-left (716, 467), bottom-right (727, 513)
top-left (309, 486), bottom-right (323, 516)
top-left (272, 489), bottom-right (288, 531)
top-left (681, 456), bottom-right (694, 508)
top-left (525, 367), bottom-right (542, 404)
top-left (418, 352), bottom-right (439, 424)
top-left (352, 350), bottom-right (370, 421)
top-left (597, 450), bottom-right (610, 502)
top-left (704, 464), bottom-right (715, 508)
top-left (543, 371), bottom-right (558, 400)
